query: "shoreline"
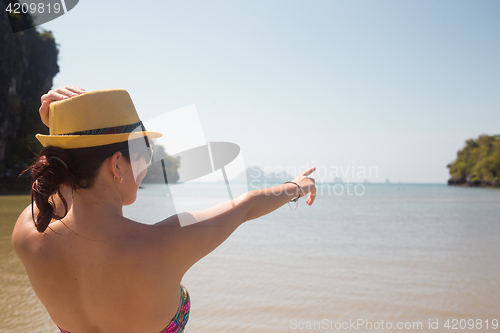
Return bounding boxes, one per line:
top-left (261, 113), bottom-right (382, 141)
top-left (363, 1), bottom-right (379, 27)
top-left (448, 179), bottom-right (500, 188)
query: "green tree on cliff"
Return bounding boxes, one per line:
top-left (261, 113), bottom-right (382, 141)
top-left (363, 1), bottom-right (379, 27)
top-left (447, 134), bottom-right (500, 185)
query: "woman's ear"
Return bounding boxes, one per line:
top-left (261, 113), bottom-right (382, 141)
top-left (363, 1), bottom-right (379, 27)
top-left (109, 151), bottom-right (123, 180)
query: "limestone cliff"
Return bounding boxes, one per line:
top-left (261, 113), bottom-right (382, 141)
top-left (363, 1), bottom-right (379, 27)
top-left (0, 1), bottom-right (59, 178)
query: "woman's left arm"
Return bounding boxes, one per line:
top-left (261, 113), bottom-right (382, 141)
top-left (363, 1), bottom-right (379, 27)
top-left (39, 86), bottom-right (86, 127)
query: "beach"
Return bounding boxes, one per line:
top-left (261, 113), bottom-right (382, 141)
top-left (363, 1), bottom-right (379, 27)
top-left (1, 184), bottom-right (499, 332)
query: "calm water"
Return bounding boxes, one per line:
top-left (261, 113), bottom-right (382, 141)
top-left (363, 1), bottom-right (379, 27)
top-left (1, 184), bottom-right (499, 332)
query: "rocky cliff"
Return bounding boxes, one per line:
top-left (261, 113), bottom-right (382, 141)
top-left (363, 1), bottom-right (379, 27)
top-left (0, 2), bottom-right (59, 179)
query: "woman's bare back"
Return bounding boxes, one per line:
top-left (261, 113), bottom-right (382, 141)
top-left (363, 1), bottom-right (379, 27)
top-left (13, 205), bottom-right (185, 333)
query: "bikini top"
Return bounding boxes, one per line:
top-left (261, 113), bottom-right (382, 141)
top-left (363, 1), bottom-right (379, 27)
top-left (58, 285), bottom-right (190, 333)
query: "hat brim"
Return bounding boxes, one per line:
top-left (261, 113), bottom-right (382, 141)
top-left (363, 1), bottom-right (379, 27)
top-left (36, 131), bottom-right (163, 149)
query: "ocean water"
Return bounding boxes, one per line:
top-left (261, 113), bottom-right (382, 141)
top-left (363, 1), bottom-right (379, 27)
top-left (1, 184), bottom-right (500, 332)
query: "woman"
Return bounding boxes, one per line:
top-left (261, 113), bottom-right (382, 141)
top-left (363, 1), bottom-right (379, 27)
top-left (12, 86), bottom-right (316, 333)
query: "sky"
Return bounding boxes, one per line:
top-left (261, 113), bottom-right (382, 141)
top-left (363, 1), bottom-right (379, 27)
top-left (35, 0), bottom-right (500, 183)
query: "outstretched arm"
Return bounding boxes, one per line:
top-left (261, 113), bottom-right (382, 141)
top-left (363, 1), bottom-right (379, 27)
top-left (158, 167), bottom-right (317, 271)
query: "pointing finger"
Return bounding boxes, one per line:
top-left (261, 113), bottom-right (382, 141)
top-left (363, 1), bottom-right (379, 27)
top-left (301, 167), bottom-right (316, 177)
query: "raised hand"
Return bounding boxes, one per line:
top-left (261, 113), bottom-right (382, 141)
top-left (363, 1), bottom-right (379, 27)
top-left (291, 167), bottom-right (317, 205)
top-left (39, 85), bottom-right (86, 127)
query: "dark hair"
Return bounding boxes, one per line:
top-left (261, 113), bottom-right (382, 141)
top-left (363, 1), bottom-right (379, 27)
top-left (27, 141), bottom-right (131, 233)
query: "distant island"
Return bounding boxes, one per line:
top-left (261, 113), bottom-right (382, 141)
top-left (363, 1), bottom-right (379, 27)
top-left (447, 134), bottom-right (500, 187)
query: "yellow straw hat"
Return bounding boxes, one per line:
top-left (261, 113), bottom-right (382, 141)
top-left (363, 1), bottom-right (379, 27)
top-left (36, 89), bottom-right (162, 149)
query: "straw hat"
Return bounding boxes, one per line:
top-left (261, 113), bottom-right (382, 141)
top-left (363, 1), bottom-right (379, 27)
top-left (36, 89), bottom-right (162, 149)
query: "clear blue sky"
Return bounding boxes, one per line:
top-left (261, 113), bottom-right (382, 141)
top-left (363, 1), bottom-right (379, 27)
top-left (40, 0), bottom-right (500, 183)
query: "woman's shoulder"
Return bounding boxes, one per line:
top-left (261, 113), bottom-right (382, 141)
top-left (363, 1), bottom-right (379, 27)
top-left (12, 204), bottom-right (70, 260)
top-left (12, 205), bottom-right (38, 258)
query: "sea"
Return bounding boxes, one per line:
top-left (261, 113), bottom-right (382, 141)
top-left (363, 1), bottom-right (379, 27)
top-left (1, 183), bottom-right (499, 332)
